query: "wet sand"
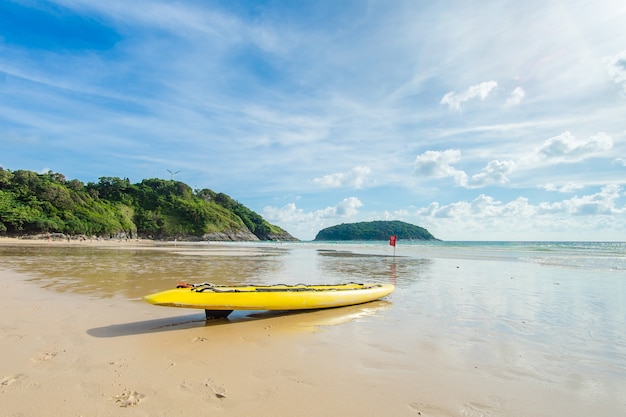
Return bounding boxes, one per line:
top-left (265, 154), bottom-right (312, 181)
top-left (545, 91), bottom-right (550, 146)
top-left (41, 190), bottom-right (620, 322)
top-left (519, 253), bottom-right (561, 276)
top-left (1, 238), bottom-right (624, 416)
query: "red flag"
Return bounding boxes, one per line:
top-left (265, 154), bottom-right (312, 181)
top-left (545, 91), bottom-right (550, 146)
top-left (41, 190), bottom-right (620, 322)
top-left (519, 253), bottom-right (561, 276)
top-left (389, 235), bottom-right (397, 247)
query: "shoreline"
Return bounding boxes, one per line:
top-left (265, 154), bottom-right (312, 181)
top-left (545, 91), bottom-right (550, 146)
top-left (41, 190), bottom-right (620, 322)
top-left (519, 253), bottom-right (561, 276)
top-left (0, 235), bottom-right (208, 246)
top-left (1, 241), bottom-right (624, 416)
top-left (1, 265), bottom-right (458, 417)
top-left (0, 236), bottom-right (270, 251)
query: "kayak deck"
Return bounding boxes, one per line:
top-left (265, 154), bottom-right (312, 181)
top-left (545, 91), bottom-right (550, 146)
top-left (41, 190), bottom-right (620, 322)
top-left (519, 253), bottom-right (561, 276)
top-left (142, 282), bottom-right (394, 319)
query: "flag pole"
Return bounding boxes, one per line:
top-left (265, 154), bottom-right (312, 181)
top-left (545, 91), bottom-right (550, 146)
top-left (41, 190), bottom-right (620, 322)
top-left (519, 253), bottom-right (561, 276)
top-left (389, 234), bottom-right (397, 257)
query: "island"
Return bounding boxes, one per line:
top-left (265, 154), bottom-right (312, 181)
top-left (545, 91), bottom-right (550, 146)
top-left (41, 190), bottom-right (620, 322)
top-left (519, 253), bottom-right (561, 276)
top-left (314, 220), bottom-right (438, 241)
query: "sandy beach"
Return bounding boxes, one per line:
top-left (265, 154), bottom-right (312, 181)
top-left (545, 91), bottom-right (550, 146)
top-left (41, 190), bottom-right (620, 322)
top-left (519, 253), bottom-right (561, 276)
top-left (1, 237), bottom-right (624, 416)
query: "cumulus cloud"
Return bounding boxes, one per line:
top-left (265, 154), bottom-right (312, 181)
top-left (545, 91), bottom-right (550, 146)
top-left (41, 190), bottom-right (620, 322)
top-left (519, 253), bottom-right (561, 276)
top-left (415, 131), bottom-right (614, 190)
top-left (414, 149), bottom-right (467, 185)
top-left (262, 202), bottom-right (302, 223)
top-left (414, 186), bottom-right (626, 240)
top-left (263, 186), bottom-right (625, 240)
top-left (440, 81), bottom-right (498, 111)
top-left (414, 150), bottom-right (516, 189)
top-left (534, 131), bottom-right (613, 163)
top-left (334, 197), bottom-right (364, 216)
top-left (264, 197), bottom-right (363, 224)
top-left (262, 197), bottom-right (364, 239)
top-left (505, 86), bottom-right (525, 106)
top-left (417, 195), bottom-right (534, 219)
top-left (417, 185), bottom-right (624, 221)
top-left (537, 185), bottom-right (624, 215)
top-left (469, 160), bottom-right (516, 187)
top-left (605, 50), bottom-right (626, 94)
top-left (312, 165), bottom-right (371, 189)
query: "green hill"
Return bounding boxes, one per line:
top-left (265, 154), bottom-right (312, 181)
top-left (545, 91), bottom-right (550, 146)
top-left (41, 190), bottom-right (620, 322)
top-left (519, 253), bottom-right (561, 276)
top-left (314, 220), bottom-right (438, 241)
top-left (0, 168), bottom-right (296, 241)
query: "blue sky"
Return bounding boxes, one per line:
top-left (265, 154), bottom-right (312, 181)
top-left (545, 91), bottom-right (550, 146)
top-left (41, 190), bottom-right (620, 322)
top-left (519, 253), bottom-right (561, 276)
top-left (1, 0), bottom-right (625, 241)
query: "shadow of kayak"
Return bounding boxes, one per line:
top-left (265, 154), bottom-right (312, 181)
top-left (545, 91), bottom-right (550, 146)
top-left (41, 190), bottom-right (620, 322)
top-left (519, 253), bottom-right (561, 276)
top-left (87, 300), bottom-right (392, 338)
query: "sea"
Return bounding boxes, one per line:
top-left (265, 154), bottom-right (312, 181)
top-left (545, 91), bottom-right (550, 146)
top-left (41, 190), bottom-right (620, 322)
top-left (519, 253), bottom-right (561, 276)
top-left (1, 240), bottom-right (625, 414)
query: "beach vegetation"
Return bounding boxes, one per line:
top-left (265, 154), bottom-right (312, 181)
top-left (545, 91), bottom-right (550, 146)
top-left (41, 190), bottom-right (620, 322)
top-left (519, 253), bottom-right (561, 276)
top-left (0, 167), bottom-right (294, 241)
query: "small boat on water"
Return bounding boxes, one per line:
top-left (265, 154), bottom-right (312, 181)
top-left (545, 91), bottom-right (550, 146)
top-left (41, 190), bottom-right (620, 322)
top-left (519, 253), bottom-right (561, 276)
top-left (142, 282), bottom-right (395, 319)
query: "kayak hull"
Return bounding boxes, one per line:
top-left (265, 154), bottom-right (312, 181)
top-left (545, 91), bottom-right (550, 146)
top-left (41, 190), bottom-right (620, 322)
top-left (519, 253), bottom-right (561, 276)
top-left (142, 283), bottom-right (394, 312)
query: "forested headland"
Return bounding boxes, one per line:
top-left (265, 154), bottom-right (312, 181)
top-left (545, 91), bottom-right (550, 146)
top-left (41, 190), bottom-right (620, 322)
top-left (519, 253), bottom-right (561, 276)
top-left (0, 168), bottom-right (296, 241)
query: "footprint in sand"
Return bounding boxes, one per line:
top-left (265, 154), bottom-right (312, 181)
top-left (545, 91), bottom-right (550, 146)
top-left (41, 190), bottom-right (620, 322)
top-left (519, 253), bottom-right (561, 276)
top-left (460, 400), bottom-right (500, 417)
top-left (1, 374), bottom-right (27, 390)
top-left (114, 389), bottom-right (145, 407)
top-left (30, 351), bottom-right (58, 363)
top-left (409, 401), bottom-right (437, 415)
top-left (203, 378), bottom-right (227, 399)
top-left (192, 336), bottom-right (208, 342)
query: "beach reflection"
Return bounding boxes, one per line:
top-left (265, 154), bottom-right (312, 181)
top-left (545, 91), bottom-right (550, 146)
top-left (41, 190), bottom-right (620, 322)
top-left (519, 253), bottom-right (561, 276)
top-left (0, 244), bottom-right (288, 299)
top-left (316, 249), bottom-right (432, 288)
top-left (0, 245), bottom-right (430, 300)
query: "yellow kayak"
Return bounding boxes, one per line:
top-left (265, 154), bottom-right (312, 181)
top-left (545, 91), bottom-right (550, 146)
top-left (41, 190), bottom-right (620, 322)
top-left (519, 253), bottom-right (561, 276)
top-left (142, 282), bottom-right (395, 319)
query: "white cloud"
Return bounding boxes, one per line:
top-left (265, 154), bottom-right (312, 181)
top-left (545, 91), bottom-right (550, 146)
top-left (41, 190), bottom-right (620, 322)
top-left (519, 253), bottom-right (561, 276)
top-left (414, 151), bottom-right (515, 189)
top-left (415, 190), bottom-right (626, 241)
top-left (265, 185), bottom-right (626, 240)
top-left (414, 149), bottom-right (467, 186)
top-left (262, 202), bottom-right (303, 223)
top-left (469, 160), bottom-right (516, 187)
top-left (312, 165), bottom-right (371, 189)
top-left (334, 197), bottom-right (363, 216)
top-left (533, 131), bottom-right (613, 163)
top-left (540, 182), bottom-right (585, 193)
top-left (605, 50), bottom-right (626, 94)
top-left (263, 197), bottom-right (363, 239)
top-left (417, 195), bottom-right (535, 219)
top-left (417, 185), bottom-right (624, 221)
top-left (414, 131), bottom-right (614, 191)
top-left (613, 158), bottom-right (626, 167)
top-left (537, 185), bottom-right (624, 215)
top-left (440, 81), bottom-right (498, 111)
top-left (505, 86), bottom-right (525, 106)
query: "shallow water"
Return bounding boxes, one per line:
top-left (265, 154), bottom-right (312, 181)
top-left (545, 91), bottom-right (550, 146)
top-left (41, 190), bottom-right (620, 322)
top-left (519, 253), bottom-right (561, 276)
top-left (1, 240), bottom-right (625, 414)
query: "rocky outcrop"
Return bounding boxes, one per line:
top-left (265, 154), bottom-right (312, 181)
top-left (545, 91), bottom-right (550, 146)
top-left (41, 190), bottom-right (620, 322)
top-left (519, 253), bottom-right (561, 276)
top-left (202, 230), bottom-right (260, 241)
top-left (265, 231), bottom-right (299, 242)
top-left (201, 229), bottom-right (298, 242)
